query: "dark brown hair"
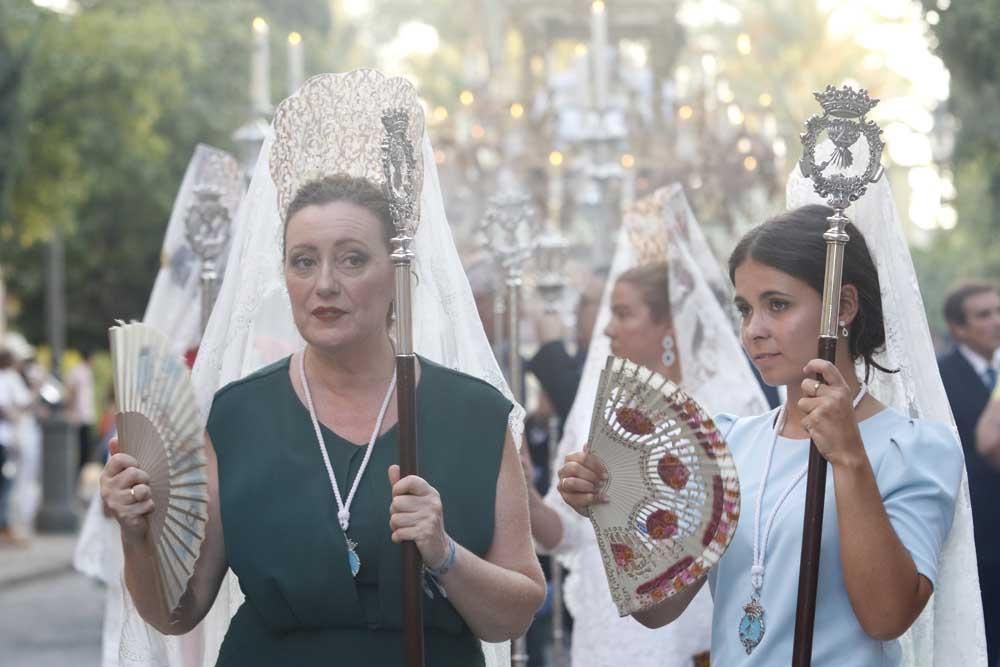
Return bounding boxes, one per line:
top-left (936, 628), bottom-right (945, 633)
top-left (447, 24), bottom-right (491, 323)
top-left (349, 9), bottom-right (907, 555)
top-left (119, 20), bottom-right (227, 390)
top-left (283, 174), bottom-right (393, 253)
top-left (943, 282), bottom-right (999, 326)
top-left (617, 261), bottom-right (672, 323)
top-left (728, 204), bottom-right (893, 378)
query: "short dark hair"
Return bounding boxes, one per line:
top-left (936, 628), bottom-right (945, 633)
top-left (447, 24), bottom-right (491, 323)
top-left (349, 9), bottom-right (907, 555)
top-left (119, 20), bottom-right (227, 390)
top-left (283, 174), bottom-right (394, 253)
top-left (728, 204), bottom-right (892, 379)
top-left (617, 261), bottom-right (671, 323)
top-left (943, 282), bottom-right (999, 326)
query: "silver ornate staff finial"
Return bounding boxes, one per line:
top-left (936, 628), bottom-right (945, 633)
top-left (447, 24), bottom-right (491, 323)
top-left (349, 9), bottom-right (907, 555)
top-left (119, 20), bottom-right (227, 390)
top-left (534, 231), bottom-right (571, 315)
top-left (479, 192), bottom-right (538, 277)
top-left (381, 107), bottom-right (420, 355)
top-left (799, 84), bottom-right (885, 212)
top-left (184, 185), bottom-right (233, 334)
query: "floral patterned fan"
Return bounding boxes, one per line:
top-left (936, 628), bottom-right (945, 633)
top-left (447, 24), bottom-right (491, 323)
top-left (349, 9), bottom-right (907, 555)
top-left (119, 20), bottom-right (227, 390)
top-left (585, 356), bottom-right (740, 616)
top-left (109, 321), bottom-right (209, 615)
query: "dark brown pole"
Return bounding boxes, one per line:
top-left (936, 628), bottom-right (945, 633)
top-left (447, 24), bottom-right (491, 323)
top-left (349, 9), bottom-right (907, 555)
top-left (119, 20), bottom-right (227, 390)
top-left (791, 336), bottom-right (837, 665)
top-left (791, 208), bottom-right (849, 665)
top-left (792, 84), bottom-right (885, 666)
top-left (383, 106), bottom-right (424, 667)
top-left (396, 352), bottom-right (424, 667)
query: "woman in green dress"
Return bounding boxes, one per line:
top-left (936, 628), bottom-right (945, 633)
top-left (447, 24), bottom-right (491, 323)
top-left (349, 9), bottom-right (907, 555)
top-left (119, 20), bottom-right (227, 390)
top-left (99, 71), bottom-right (545, 666)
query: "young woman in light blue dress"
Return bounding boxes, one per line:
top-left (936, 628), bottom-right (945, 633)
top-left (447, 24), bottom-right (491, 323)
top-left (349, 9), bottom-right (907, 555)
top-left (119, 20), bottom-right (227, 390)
top-left (555, 204), bottom-right (967, 666)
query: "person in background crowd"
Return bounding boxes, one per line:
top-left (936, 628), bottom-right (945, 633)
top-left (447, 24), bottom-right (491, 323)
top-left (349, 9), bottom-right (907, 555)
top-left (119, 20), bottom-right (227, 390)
top-left (65, 349), bottom-right (97, 471)
top-left (0, 346), bottom-right (32, 547)
top-left (976, 382), bottom-right (1000, 468)
top-left (3, 333), bottom-right (42, 544)
top-left (526, 268), bottom-right (608, 426)
top-left (938, 282), bottom-right (1000, 665)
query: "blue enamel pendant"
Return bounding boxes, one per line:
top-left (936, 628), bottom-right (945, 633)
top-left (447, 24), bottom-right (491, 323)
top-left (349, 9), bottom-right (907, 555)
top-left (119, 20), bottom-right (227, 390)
top-left (739, 597), bottom-right (765, 655)
top-left (346, 538), bottom-right (361, 577)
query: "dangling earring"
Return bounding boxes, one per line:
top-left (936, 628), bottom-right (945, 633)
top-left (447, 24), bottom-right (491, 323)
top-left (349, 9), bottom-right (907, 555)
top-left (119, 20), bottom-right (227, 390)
top-left (839, 321), bottom-right (849, 338)
top-left (662, 334), bottom-right (676, 367)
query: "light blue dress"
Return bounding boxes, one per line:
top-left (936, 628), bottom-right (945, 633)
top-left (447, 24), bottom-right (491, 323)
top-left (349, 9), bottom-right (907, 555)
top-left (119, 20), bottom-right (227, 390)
top-left (707, 406), bottom-right (963, 666)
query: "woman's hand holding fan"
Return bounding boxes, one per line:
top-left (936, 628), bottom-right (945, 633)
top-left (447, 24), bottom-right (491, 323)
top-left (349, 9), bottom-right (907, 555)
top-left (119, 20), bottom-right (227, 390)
top-left (104, 322), bottom-right (210, 616)
top-left (559, 356), bottom-right (741, 616)
top-left (101, 437), bottom-right (156, 543)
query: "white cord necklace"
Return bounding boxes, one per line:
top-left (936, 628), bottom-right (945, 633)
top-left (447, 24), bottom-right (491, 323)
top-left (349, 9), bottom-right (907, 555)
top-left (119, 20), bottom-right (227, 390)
top-left (298, 350), bottom-right (397, 577)
top-left (738, 382), bottom-right (868, 655)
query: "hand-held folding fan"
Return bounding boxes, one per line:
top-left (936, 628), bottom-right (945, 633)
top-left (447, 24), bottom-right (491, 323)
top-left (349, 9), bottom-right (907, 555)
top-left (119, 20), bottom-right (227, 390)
top-left (585, 356), bottom-right (740, 616)
top-left (109, 321), bottom-right (209, 615)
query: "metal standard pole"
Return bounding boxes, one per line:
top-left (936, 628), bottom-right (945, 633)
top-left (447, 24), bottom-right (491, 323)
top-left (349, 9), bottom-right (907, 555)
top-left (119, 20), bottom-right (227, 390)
top-left (381, 107), bottom-right (425, 667)
top-left (534, 231), bottom-right (570, 666)
top-left (791, 85), bottom-right (884, 666)
top-left (507, 265), bottom-right (529, 667)
top-left (479, 192), bottom-right (538, 667)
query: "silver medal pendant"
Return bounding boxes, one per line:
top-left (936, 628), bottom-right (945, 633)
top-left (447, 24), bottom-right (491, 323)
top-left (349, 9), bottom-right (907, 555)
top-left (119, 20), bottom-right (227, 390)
top-left (346, 537), bottom-right (361, 577)
top-left (739, 596), bottom-right (765, 655)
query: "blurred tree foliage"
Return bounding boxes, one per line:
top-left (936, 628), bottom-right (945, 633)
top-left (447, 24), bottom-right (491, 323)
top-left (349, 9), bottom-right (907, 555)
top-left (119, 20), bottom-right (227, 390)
top-left (915, 0), bottom-right (1000, 331)
top-left (0, 0), bottom-right (328, 353)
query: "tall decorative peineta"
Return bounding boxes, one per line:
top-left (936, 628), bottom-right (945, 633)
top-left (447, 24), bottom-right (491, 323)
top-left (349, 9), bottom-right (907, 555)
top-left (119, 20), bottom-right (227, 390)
top-left (270, 70), bottom-right (424, 222)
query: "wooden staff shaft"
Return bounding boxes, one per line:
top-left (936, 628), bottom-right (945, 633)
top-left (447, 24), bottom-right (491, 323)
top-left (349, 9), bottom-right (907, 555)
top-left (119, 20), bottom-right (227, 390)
top-left (394, 261), bottom-right (425, 667)
top-left (792, 213), bottom-right (849, 666)
top-left (507, 272), bottom-right (530, 667)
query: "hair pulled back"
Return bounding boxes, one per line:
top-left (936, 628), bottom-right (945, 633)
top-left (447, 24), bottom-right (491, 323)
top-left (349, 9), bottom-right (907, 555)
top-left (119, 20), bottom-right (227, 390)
top-left (728, 204), bottom-right (893, 379)
top-left (283, 174), bottom-right (394, 253)
top-left (617, 261), bottom-right (672, 323)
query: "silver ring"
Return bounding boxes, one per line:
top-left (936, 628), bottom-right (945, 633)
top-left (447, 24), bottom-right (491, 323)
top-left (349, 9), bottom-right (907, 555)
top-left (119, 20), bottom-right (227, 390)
top-left (813, 379), bottom-right (821, 395)
top-left (130, 487), bottom-right (137, 501)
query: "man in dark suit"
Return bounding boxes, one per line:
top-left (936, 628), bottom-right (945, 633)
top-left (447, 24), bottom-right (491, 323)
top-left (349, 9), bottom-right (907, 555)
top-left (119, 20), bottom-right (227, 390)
top-left (938, 282), bottom-right (1000, 665)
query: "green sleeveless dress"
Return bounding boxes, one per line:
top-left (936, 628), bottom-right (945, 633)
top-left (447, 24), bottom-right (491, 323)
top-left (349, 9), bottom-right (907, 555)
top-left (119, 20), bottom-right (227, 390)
top-left (207, 355), bottom-right (512, 666)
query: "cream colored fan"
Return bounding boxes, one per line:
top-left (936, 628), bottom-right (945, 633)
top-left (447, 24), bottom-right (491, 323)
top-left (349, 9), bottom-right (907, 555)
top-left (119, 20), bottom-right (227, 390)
top-left (109, 321), bottom-right (208, 615)
top-left (586, 356), bottom-right (740, 616)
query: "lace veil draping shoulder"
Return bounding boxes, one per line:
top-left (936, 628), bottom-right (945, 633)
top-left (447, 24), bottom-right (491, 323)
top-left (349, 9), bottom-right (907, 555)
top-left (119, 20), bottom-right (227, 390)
top-left (118, 70), bottom-right (520, 667)
top-left (787, 161), bottom-right (987, 667)
top-left (73, 143), bottom-right (241, 667)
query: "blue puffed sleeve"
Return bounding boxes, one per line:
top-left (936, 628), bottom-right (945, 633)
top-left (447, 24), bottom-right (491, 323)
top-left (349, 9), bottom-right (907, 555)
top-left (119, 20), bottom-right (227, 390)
top-left (707, 412), bottom-right (741, 594)
top-left (713, 413), bottom-right (740, 443)
top-left (876, 418), bottom-right (963, 586)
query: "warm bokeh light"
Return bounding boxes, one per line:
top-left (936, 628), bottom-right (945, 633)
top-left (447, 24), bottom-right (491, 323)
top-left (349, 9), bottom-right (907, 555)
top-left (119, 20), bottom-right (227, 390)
top-left (620, 153), bottom-right (635, 169)
top-left (743, 156), bottom-right (758, 171)
top-left (758, 93), bottom-right (773, 107)
top-left (459, 90), bottom-right (475, 106)
top-left (288, 32), bottom-right (302, 45)
top-left (737, 33), bottom-right (752, 55)
top-left (549, 151), bottom-right (564, 167)
top-left (678, 105), bottom-right (694, 120)
top-left (509, 103), bottom-right (525, 119)
top-left (727, 104), bottom-right (745, 126)
top-left (737, 138), bottom-right (752, 154)
top-left (575, 43), bottom-right (589, 57)
top-left (592, 1), bottom-right (606, 15)
top-left (252, 17), bottom-right (268, 33)
top-left (432, 106), bottom-right (449, 122)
